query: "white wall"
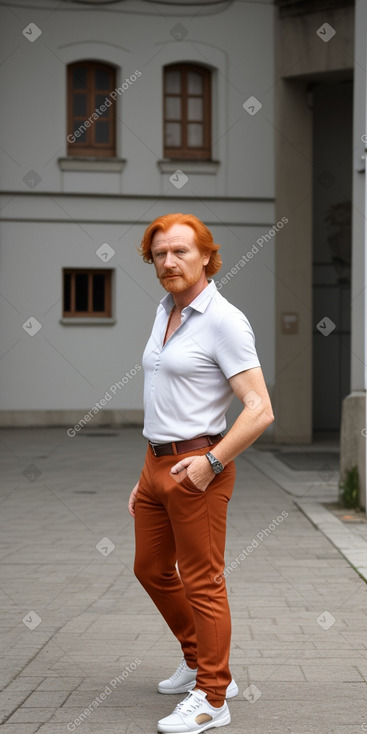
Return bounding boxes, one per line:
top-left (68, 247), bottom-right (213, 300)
top-left (0, 0), bottom-right (275, 419)
top-left (1, 0), bottom-right (274, 197)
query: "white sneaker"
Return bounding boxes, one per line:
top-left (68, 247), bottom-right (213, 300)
top-left (158, 659), bottom-right (198, 695)
top-left (158, 659), bottom-right (238, 699)
top-left (224, 679), bottom-right (238, 699)
top-left (157, 688), bottom-right (231, 733)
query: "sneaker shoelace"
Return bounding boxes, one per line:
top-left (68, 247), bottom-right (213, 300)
top-left (170, 658), bottom-right (192, 682)
top-left (174, 691), bottom-right (205, 717)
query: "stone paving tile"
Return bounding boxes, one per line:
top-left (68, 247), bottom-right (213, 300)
top-left (242, 663), bottom-right (308, 681)
top-left (354, 663), bottom-right (367, 680)
top-left (3, 677), bottom-right (45, 692)
top-left (18, 691), bottom-right (71, 708)
top-left (1, 428), bottom-right (367, 734)
top-left (37, 728), bottom-right (130, 734)
top-left (50, 706), bottom-right (136, 722)
top-left (35, 677), bottom-right (83, 691)
top-left (6, 707), bottom-right (56, 724)
top-left (300, 664), bottom-right (364, 681)
top-left (0, 726), bottom-right (41, 734)
top-left (0, 692), bottom-right (36, 723)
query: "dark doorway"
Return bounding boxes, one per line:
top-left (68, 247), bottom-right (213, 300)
top-left (312, 78), bottom-right (353, 435)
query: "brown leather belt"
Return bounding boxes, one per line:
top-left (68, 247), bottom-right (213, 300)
top-left (148, 433), bottom-right (223, 457)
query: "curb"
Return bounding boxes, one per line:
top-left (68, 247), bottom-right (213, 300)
top-left (295, 500), bottom-right (367, 584)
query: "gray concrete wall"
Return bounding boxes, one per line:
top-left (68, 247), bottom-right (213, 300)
top-left (0, 0), bottom-right (276, 439)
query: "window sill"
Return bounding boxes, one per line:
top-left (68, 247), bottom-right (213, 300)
top-left (58, 158), bottom-right (126, 172)
top-left (157, 160), bottom-right (220, 175)
top-left (60, 317), bottom-right (116, 325)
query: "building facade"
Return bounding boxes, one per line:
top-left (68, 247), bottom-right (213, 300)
top-left (0, 0), bottom-right (365, 506)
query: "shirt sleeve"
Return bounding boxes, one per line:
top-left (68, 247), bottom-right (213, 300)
top-left (213, 311), bottom-right (261, 379)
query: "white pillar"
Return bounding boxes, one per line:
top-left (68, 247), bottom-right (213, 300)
top-left (360, 0), bottom-right (367, 512)
top-left (340, 0), bottom-right (367, 510)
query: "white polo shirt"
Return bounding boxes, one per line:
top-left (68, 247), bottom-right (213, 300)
top-left (142, 279), bottom-right (261, 443)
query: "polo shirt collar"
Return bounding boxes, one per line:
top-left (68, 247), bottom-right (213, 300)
top-left (160, 279), bottom-right (216, 315)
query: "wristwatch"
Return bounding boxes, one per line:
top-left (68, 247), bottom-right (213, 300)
top-left (205, 452), bottom-right (224, 474)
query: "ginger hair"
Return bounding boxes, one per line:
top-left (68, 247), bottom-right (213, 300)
top-left (138, 213), bottom-right (222, 277)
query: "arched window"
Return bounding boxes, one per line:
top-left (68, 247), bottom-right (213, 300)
top-left (163, 63), bottom-right (211, 160)
top-left (67, 61), bottom-right (116, 157)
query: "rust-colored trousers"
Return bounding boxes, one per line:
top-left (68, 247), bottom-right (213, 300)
top-left (134, 441), bottom-right (236, 706)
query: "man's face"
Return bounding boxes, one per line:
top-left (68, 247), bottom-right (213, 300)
top-left (151, 224), bottom-right (209, 293)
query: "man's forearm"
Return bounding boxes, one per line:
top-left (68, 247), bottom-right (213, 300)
top-left (211, 407), bottom-right (274, 468)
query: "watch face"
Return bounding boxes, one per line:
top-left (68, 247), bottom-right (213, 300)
top-left (207, 452), bottom-right (223, 473)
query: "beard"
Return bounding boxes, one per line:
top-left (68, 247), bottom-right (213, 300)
top-left (158, 263), bottom-right (205, 293)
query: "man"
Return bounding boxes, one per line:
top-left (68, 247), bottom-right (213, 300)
top-left (129, 213), bottom-right (274, 733)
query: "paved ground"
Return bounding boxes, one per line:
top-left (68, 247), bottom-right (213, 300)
top-left (0, 427), bottom-right (367, 734)
top-left (247, 444), bottom-right (367, 581)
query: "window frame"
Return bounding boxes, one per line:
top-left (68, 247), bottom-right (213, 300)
top-left (67, 61), bottom-right (116, 158)
top-left (63, 268), bottom-right (112, 318)
top-left (163, 63), bottom-right (211, 160)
